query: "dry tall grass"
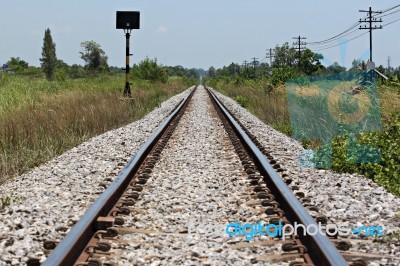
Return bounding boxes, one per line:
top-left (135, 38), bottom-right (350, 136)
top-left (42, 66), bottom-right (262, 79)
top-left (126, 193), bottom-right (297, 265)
top-left (379, 84), bottom-right (400, 122)
top-left (209, 78), bottom-right (291, 134)
top-left (210, 78), bottom-right (400, 136)
top-left (0, 75), bottom-right (186, 183)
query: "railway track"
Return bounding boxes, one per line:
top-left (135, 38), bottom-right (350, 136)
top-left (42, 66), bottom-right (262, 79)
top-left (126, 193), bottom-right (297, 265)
top-left (37, 86), bottom-right (395, 265)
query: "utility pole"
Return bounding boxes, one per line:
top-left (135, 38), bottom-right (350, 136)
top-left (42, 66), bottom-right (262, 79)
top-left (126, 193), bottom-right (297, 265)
top-left (266, 48), bottom-right (275, 66)
top-left (251, 57), bottom-right (259, 77)
top-left (359, 7), bottom-right (382, 64)
top-left (292, 36), bottom-right (306, 69)
top-left (242, 60), bottom-right (248, 76)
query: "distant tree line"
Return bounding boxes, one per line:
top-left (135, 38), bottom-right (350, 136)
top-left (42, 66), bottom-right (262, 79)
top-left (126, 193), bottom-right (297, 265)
top-left (206, 42), bottom-right (400, 85)
top-left (130, 58), bottom-right (205, 83)
top-left (1, 28), bottom-right (205, 83)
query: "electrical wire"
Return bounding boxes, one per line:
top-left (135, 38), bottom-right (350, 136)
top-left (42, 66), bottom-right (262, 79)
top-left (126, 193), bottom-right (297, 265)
top-left (311, 31), bottom-right (368, 52)
top-left (307, 21), bottom-right (362, 45)
top-left (375, 8), bottom-right (400, 18)
top-left (309, 15), bottom-right (400, 52)
top-left (302, 3), bottom-right (399, 53)
top-left (306, 4), bottom-right (400, 51)
top-left (383, 17), bottom-right (400, 26)
top-left (276, 3), bottom-right (400, 56)
top-left (378, 4), bottom-right (400, 14)
top-left (307, 27), bottom-right (360, 46)
top-left (306, 13), bottom-right (369, 46)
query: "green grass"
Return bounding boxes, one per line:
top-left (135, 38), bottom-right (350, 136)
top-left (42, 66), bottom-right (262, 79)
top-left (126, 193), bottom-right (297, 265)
top-left (208, 77), bottom-right (291, 135)
top-left (0, 74), bottom-right (188, 184)
top-left (0, 74), bottom-right (140, 115)
top-left (208, 77), bottom-right (400, 196)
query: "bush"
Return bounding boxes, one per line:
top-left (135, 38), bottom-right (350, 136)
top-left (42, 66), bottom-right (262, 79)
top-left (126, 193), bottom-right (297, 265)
top-left (315, 112), bottom-right (400, 196)
top-left (271, 67), bottom-right (302, 86)
top-left (131, 58), bottom-right (168, 83)
top-left (236, 95), bottom-right (249, 108)
top-left (55, 69), bottom-right (68, 82)
top-left (20, 67), bottom-right (44, 78)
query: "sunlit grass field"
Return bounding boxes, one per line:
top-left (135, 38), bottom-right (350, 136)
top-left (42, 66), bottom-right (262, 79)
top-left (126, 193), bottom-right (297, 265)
top-left (0, 74), bottom-right (188, 183)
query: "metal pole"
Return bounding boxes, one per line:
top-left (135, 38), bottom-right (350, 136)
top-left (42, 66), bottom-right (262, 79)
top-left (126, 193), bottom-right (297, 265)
top-left (269, 48), bottom-right (272, 66)
top-left (359, 7), bottom-right (382, 64)
top-left (298, 36), bottom-right (301, 68)
top-left (369, 7), bottom-right (373, 62)
top-left (124, 30), bottom-right (131, 96)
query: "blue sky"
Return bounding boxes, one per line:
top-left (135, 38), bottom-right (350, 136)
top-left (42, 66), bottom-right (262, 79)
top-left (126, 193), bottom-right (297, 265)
top-left (1, 1), bottom-right (399, 70)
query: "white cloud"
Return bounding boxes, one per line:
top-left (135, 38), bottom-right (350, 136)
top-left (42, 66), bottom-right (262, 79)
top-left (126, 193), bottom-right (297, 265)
top-left (156, 25), bottom-right (168, 33)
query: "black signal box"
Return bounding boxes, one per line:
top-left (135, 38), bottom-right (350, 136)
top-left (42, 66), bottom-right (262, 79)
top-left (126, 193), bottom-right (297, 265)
top-left (116, 11), bottom-right (140, 29)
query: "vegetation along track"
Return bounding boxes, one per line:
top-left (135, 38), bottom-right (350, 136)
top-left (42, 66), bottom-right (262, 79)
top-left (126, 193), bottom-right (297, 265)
top-left (40, 86), bottom-right (395, 266)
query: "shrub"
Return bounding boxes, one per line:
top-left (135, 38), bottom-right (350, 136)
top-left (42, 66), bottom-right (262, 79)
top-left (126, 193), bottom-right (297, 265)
top-left (131, 58), bottom-right (168, 83)
top-left (315, 112), bottom-right (400, 196)
top-left (236, 95), bottom-right (249, 108)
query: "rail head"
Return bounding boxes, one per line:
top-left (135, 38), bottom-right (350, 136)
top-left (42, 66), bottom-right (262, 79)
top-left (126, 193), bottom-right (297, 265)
top-left (207, 87), bottom-right (347, 266)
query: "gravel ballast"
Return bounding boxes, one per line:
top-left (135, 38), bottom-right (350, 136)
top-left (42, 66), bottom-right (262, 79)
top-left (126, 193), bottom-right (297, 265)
top-left (0, 85), bottom-right (399, 265)
top-left (105, 86), bottom-right (288, 265)
top-left (0, 88), bottom-right (193, 265)
top-left (213, 89), bottom-right (400, 264)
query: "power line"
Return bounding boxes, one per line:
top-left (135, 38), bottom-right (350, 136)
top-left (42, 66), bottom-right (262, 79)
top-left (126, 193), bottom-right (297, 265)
top-left (306, 21), bottom-right (363, 39)
top-left (383, 17), bottom-right (400, 26)
top-left (304, 3), bottom-right (400, 54)
top-left (312, 31), bottom-right (368, 51)
top-left (309, 15), bottom-right (400, 52)
top-left (307, 21), bottom-right (362, 45)
top-left (307, 27), bottom-right (360, 47)
top-left (378, 3), bottom-right (400, 14)
top-left (374, 8), bottom-right (400, 18)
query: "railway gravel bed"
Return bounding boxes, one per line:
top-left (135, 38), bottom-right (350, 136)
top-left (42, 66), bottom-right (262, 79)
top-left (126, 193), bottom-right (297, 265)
top-left (0, 88), bottom-right (193, 265)
top-left (213, 89), bottom-right (400, 265)
top-left (0, 85), bottom-right (399, 265)
top-left (101, 86), bottom-right (295, 265)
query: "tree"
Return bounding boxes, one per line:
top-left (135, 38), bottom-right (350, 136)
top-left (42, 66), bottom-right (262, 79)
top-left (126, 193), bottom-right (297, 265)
top-left (208, 66), bottom-right (216, 78)
top-left (68, 64), bottom-right (85, 79)
top-left (131, 58), bottom-right (168, 83)
top-left (299, 49), bottom-right (324, 75)
top-left (326, 62), bottom-right (346, 74)
top-left (393, 66), bottom-right (400, 80)
top-left (56, 59), bottom-right (69, 69)
top-left (258, 62), bottom-right (271, 76)
top-left (40, 28), bottom-right (57, 80)
top-left (227, 63), bottom-right (241, 76)
top-left (167, 65), bottom-right (186, 77)
top-left (188, 68), bottom-right (199, 78)
top-left (376, 65), bottom-right (386, 75)
top-left (350, 59), bottom-right (366, 71)
top-left (8, 57), bottom-right (28, 70)
top-left (272, 43), bottom-right (297, 68)
top-left (79, 41), bottom-right (108, 72)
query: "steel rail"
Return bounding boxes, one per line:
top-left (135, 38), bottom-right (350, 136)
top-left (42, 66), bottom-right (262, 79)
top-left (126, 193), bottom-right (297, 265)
top-left (207, 88), bottom-right (347, 266)
top-left (43, 86), bottom-right (196, 266)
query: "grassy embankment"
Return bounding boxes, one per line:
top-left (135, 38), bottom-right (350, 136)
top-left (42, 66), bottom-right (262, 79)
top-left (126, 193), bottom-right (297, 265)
top-left (0, 74), bottom-right (189, 185)
top-left (207, 77), bottom-right (400, 196)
